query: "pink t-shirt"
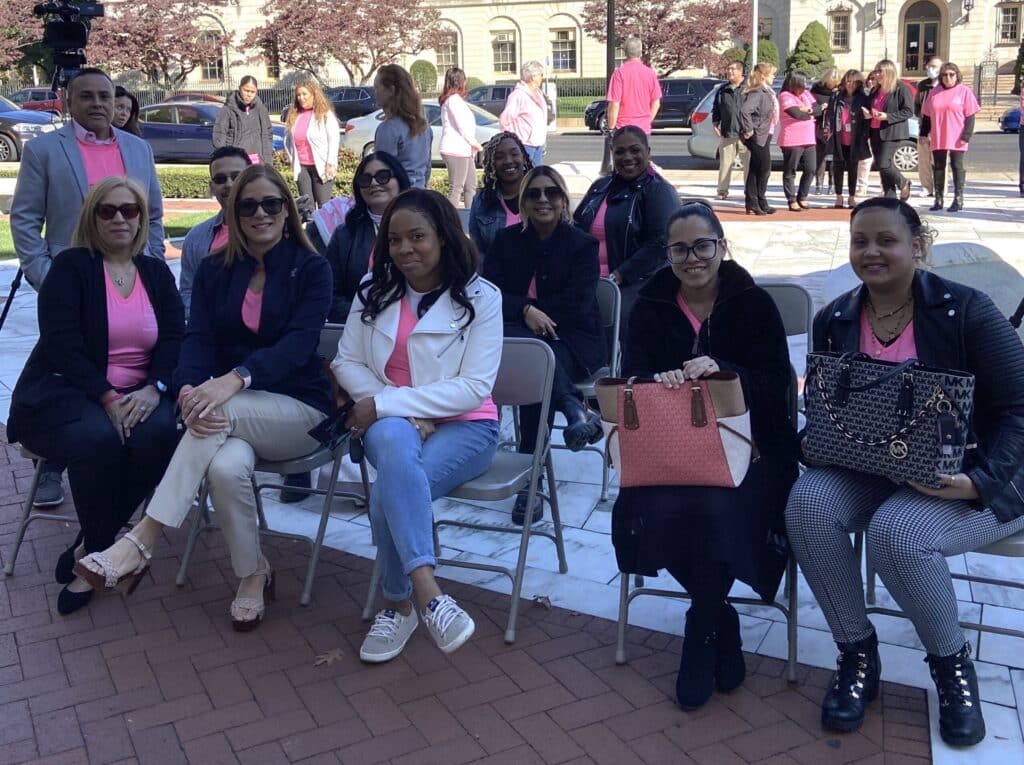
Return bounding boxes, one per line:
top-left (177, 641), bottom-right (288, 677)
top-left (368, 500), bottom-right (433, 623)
top-left (293, 111), bottom-right (315, 165)
top-left (500, 197), bottom-right (521, 229)
top-left (78, 140), bottom-right (126, 187)
top-left (591, 198), bottom-right (610, 277)
top-left (777, 90), bottom-right (816, 147)
top-left (606, 59), bottom-right (663, 134)
top-left (242, 288), bottom-right (263, 334)
top-left (921, 84), bottom-right (980, 152)
top-left (870, 90), bottom-right (887, 129)
top-left (210, 224), bottom-right (229, 253)
top-left (105, 268), bottom-right (158, 390)
top-left (384, 298), bottom-right (498, 423)
top-left (675, 292), bottom-right (702, 334)
top-left (859, 309), bottom-right (918, 361)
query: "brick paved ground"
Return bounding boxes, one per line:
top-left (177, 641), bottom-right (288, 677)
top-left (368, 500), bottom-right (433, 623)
top-left (0, 432), bottom-right (932, 765)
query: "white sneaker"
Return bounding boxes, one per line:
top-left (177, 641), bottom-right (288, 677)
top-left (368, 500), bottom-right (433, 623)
top-left (421, 595), bottom-right (475, 654)
top-left (359, 608), bottom-right (418, 663)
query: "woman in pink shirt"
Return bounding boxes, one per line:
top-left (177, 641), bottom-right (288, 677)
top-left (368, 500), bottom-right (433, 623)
top-left (777, 71), bottom-right (819, 211)
top-left (284, 80), bottom-right (341, 208)
top-left (439, 67), bottom-right (483, 209)
top-left (920, 63), bottom-right (980, 213)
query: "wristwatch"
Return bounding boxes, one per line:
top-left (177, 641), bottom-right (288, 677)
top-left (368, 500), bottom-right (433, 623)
top-left (151, 379), bottom-right (168, 394)
top-left (232, 366), bottom-right (252, 389)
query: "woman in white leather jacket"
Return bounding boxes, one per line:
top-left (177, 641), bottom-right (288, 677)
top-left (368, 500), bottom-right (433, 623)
top-left (284, 80), bottom-right (341, 207)
top-left (333, 188), bottom-right (502, 664)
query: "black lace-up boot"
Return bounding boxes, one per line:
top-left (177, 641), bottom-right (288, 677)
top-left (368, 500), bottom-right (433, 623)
top-left (714, 601), bottom-right (745, 693)
top-left (927, 643), bottom-right (986, 747)
top-left (821, 631), bottom-right (881, 732)
top-left (676, 605), bottom-right (718, 710)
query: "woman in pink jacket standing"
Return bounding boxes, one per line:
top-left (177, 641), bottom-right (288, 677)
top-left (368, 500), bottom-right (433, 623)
top-left (499, 61), bottom-right (548, 166)
top-left (920, 62), bottom-right (980, 213)
top-left (439, 68), bottom-right (483, 209)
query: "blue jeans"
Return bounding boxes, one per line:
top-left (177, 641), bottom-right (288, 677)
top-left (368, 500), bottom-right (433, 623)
top-left (362, 417), bottom-right (500, 601)
top-left (525, 144), bottom-right (545, 167)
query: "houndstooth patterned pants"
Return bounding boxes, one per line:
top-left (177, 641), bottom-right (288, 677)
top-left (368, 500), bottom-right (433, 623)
top-left (785, 467), bottom-right (1024, 657)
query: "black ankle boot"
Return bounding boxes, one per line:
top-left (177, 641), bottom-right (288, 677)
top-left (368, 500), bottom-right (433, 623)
top-left (929, 193), bottom-right (944, 211)
top-left (714, 602), bottom-right (745, 693)
top-left (511, 479), bottom-right (544, 525)
top-left (676, 605), bottom-right (718, 710)
top-left (561, 397), bottom-right (602, 452)
top-left (821, 631), bottom-right (881, 732)
top-left (947, 190), bottom-right (964, 213)
top-left (927, 643), bottom-right (986, 747)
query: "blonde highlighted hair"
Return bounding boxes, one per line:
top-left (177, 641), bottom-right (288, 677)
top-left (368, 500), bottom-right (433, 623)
top-left (519, 166), bottom-right (571, 229)
top-left (222, 165), bottom-right (315, 266)
top-left (72, 176), bottom-right (149, 257)
top-left (286, 80), bottom-right (333, 129)
top-left (875, 59), bottom-right (900, 93)
top-left (745, 62), bottom-right (774, 94)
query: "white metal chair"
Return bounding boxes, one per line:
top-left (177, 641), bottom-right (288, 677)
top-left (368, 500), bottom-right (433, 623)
top-left (3, 449), bottom-right (77, 576)
top-left (363, 337), bottom-right (566, 643)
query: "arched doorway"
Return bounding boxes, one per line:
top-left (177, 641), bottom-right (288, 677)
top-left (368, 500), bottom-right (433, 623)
top-left (902, 1), bottom-right (941, 76)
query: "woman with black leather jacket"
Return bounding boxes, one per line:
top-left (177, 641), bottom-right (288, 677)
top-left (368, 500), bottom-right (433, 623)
top-left (573, 125), bottom-right (679, 338)
top-left (810, 70), bottom-right (839, 193)
top-left (824, 70), bottom-right (872, 208)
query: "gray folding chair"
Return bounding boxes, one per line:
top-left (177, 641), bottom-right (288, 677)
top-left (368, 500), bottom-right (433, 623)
top-left (3, 449), bottom-right (78, 576)
top-left (175, 324), bottom-right (370, 605)
top-left (363, 337), bottom-right (566, 643)
top-left (755, 281), bottom-right (814, 340)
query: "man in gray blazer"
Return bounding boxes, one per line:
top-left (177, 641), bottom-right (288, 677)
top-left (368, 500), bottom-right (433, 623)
top-left (11, 68), bottom-right (165, 291)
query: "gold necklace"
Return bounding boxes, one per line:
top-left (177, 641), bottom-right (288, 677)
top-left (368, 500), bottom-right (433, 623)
top-left (106, 262), bottom-right (135, 287)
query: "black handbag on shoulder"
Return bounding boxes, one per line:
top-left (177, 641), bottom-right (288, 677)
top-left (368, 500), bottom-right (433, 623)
top-left (803, 352), bottom-right (975, 487)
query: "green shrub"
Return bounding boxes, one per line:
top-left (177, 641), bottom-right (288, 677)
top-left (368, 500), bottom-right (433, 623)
top-left (1014, 38), bottom-right (1024, 95)
top-left (410, 60), bottom-right (438, 95)
top-left (757, 40), bottom-right (780, 69)
top-left (466, 76), bottom-right (485, 91)
top-left (785, 21), bottom-right (834, 78)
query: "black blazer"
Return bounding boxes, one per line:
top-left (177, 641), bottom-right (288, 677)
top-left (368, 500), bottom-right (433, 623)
top-left (483, 222), bottom-right (605, 375)
top-left (174, 238), bottom-right (333, 416)
top-left (825, 90), bottom-right (872, 162)
top-left (324, 215), bottom-right (375, 323)
top-left (814, 270), bottom-right (1024, 523)
top-left (869, 82), bottom-right (915, 142)
top-left (7, 247), bottom-right (184, 444)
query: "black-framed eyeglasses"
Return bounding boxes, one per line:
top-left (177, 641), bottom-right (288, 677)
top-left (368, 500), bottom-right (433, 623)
top-left (666, 238), bottom-right (721, 263)
top-left (211, 171), bottom-right (243, 185)
top-left (96, 203), bottom-right (141, 221)
top-left (522, 185), bottom-right (563, 202)
top-left (355, 169), bottom-right (394, 188)
top-left (235, 196), bottom-right (286, 217)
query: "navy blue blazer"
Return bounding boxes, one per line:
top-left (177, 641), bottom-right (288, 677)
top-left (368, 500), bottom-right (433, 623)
top-left (174, 238), bottom-right (333, 416)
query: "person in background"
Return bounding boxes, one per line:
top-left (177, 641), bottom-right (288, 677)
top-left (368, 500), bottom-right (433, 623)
top-left (605, 36), bottom-right (662, 135)
top-left (213, 76), bottom-right (274, 165)
top-left (373, 64), bottom-right (432, 189)
top-left (284, 80), bottom-right (341, 208)
top-left (777, 70), bottom-right (819, 212)
top-left (811, 68), bottom-right (839, 194)
top-left (920, 62), bottom-right (980, 213)
top-left (712, 61), bottom-right (748, 200)
top-left (499, 61), bottom-right (548, 166)
top-left (439, 67), bottom-right (483, 209)
top-left (113, 86), bottom-right (141, 136)
top-left (324, 151), bottom-right (411, 323)
top-left (739, 63), bottom-right (779, 216)
top-left (1019, 87), bottom-right (1024, 197)
top-left (915, 57), bottom-right (943, 198)
top-left (179, 147), bottom-right (253, 317)
top-left (468, 131), bottom-right (533, 259)
top-left (865, 59), bottom-right (914, 200)
top-left (856, 71), bottom-right (879, 198)
top-left (824, 70), bottom-right (871, 209)
top-left (7, 178), bottom-right (183, 616)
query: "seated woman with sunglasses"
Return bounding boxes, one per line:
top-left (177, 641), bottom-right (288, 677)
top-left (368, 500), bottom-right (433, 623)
top-left (614, 200), bottom-right (797, 710)
top-left (483, 167), bottom-right (604, 523)
top-left (324, 152), bottom-right (411, 322)
top-left (7, 177), bottom-right (184, 616)
top-left (74, 165), bottom-right (334, 632)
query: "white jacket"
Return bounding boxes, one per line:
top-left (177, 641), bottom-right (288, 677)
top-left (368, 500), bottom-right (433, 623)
top-left (332, 276), bottom-right (503, 419)
top-left (285, 109), bottom-right (342, 182)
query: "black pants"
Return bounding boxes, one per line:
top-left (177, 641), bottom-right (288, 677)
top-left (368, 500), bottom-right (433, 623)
top-left (815, 137), bottom-right (830, 188)
top-left (781, 145), bottom-right (816, 202)
top-left (743, 137), bottom-right (772, 212)
top-left (869, 129), bottom-right (906, 197)
top-left (19, 398), bottom-right (178, 553)
top-left (832, 145), bottom-right (858, 197)
top-left (1018, 127), bottom-right (1024, 194)
top-left (297, 165), bottom-right (333, 207)
top-left (667, 559), bottom-right (735, 610)
top-left (932, 149), bottom-right (966, 195)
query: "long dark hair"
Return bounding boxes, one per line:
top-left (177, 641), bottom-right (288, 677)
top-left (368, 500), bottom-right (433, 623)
top-left (346, 151), bottom-right (412, 228)
top-left (480, 131), bottom-right (533, 204)
top-left (439, 67), bottom-right (467, 105)
top-left (358, 189), bottom-right (479, 327)
top-left (113, 86), bottom-right (141, 136)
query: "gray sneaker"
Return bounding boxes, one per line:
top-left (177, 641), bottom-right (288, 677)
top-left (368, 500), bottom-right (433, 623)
top-left (359, 608), bottom-right (418, 663)
top-left (33, 468), bottom-right (65, 508)
top-left (421, 595), bottom-right (475, 654)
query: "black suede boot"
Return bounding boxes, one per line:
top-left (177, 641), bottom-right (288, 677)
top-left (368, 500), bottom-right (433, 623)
top-left (714, 601), bottom-right (745, 693)
top-left (927, 643), bottom-right (986, 747)
top-left (676, 605), bottom-right (718, 710)
top-left (930, 167), bottom-right (945, 211)
top-left (947, 186), bottom-right (964, 213)
top-left (561, 396), bottom-right (602, 452)
top-left (821, 631), bottom-right (881, 732)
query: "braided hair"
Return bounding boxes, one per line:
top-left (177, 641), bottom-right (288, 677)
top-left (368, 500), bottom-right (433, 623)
top-left (479, 131), bottom-right (533, 205)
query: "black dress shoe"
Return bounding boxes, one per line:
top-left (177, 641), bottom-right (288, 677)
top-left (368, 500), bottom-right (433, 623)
top-left (280, 472), bottom-right (312, 503)
top-left (55, 534), bottom-right (85, 585)
top-left (927, 643), bottom-right (986, 747)
top-left (745, 208), bottom-right (767, 216)
top-left (511, 490), bottom-right (543, 525)
top-left (676, 605), bottom-right (718, 710)
top-left (821, 631), bottom-right (881, 732)
top-left (57, 585), bottom-right (93, 616)
top-left (714, 602), bottom-right (745, 693)
top-left (761, 206), bottom-right (777, 214)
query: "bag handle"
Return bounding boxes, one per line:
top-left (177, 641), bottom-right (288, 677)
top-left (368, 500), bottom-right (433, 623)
top-left (834, 352), bottom-right (917, 393)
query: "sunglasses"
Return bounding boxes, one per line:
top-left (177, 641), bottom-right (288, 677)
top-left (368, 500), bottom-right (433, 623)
top-left (96, 203), bottom-right (141, 221)
top-left (211, 171), bottom-right (243, 185)
top-left (235, 197), bottom-right (286, 217)
top-left (522, 186), bottom-right (563, 202)
top-left (940, 72), bottom-right (958, 78)
top-left (355, 169), bottom-right (394, 188)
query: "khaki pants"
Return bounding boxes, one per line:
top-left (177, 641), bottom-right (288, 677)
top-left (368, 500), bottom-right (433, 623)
top-left (717, 137), bottom-right (749, 195)
top-left (917, 137), bottom-right (933, 194)
top-left (146, 390), bottom-right (324, 577)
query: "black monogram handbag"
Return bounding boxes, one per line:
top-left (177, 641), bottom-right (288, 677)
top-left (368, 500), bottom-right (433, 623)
top-left (803, 352), bottom-right (975, 487)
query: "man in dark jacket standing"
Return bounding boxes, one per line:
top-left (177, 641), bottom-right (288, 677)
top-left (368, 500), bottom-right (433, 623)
top-left (713, 62), bottom-right (748, 199)
top-left (915, 57), bottom-right (943, 197)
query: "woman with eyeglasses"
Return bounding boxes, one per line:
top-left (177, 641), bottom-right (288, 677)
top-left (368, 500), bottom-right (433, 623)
top-left (613, 200), bottom-right (797, 711)
top-left (75, 165), bottom-right (333, 632)
top-left (324, 151), bottom-right (412, 322)
top-left (919, 63), bottom-right (979, 213)
top-left (483, 167), bottom-right (604, 523)
top-left (7, 177), bottom-right (184, 616)
top-left (468, 131), bottom-right (533, 260)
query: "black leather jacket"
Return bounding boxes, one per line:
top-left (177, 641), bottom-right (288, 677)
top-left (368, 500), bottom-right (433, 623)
top-left (324, 215), bottom-right (376, 323)
top-left (814, 270), bottom-right (1024, 522)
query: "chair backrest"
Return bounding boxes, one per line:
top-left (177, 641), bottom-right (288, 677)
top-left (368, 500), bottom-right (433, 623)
top-left (319, 323), bottom-right (344, 361)
top-left (756, 282), bottom-right (814, 339)
top-left (491, 337), bottom-right (556, 408)
top-left (596, 277), bottom-right (622, 374)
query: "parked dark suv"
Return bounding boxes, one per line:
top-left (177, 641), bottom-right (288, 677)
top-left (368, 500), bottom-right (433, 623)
top-left (466, 85), bottom-right (557, 125)
top-left (280, 86), bottom-right (378, 124)
top-left (584, 77), bottom-right (722, 131)
top-left (7, 88), bottom-right (63, 117)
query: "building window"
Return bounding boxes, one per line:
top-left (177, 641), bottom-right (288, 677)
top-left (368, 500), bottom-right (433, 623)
top-left (199, 32), bottom-right (224, 81)
top-left (758, 16), bottom-right (773, 39)
top-left (437, 31), bottom-right (458, 69)
top-left (999, 5), bottom-right (1020, 43)
top-left (829, 12), bottom-right (851, 50)
top-left (614, 46), bottom-right (625, 68)
top-left (492, 31), bottom-right (517, 74)
top-left (551, 29), bottom-right (577, 72)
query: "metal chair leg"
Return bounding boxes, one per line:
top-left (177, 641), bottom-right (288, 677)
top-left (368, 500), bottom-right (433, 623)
top-left (300, 451), bottom-right (345, 606)
top-left (544, 453), bottom-right (568, 574)
top-left (362, 553), bottom-right (381, 620)
top-left (786, 555), bottom-right (799, 682)
top-left (175, 485), bottom-right (211, 587)
top-left (3, 460), bottom-right (44, 576)
top-left (615, 573), bottom-right (631, 665)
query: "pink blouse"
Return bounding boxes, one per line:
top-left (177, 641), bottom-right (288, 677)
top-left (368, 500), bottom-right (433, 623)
top-left (293, 111), bottom-right (315, 165)
top-left (242, 288), bottom-right (263, 334)
top-left (675, 292), bottom-right (702, 334)
top-left (591, 198), bottom-right (610, 277)
top-left (105, 268), bottom-right (158, 390)
top-left (858, 309), bottom-right (918, 361)
top-left (870, 91), bottom-right (887, 129)
top-left (777, 90), bottom-right (816, 147)
top-left (921, 84), bottom-right (980, 152)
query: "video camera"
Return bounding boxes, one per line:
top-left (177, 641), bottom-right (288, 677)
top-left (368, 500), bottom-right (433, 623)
top-left (33, 2), bottom-right (105, 90)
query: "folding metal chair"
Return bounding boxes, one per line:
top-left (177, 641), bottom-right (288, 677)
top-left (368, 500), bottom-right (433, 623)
top-left (3, 449), bottom-right (77, 576)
